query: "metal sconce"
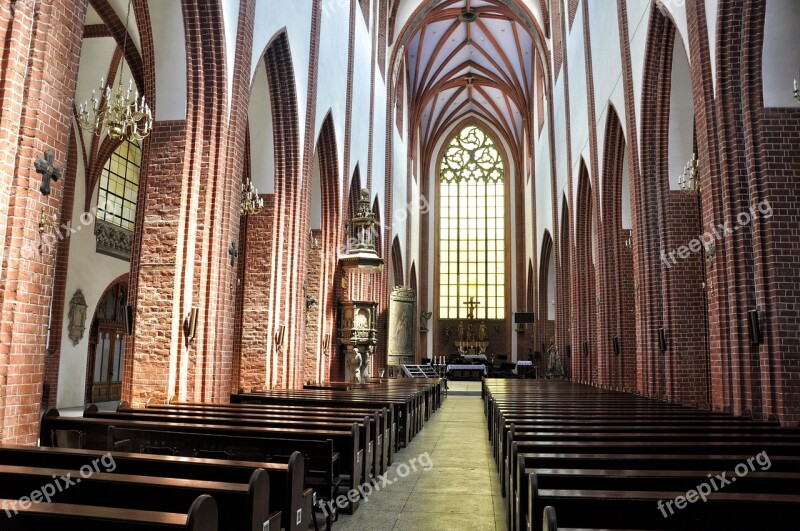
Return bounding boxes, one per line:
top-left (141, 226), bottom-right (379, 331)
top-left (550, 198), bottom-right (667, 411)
top-left (705, 242), bottom-right (716, 268)
top-left (303, 282), bottom-right (316, 311)
top-left (322, 333), bottom-right (331, 352)
top-left (613, 336), bottom-right (621, 356)
top-left (583, 340), bottom-right (589, 357)
top-left (187, 307), bottom-right (199, 340)
top-left (794, 79), bottom-right (800, 104)
top-left (275, 325), bottom-right (286, 348)
top-left (658, 327), bottom-right (667, 352)
top-left (748, 310), bottom-right (762, 346)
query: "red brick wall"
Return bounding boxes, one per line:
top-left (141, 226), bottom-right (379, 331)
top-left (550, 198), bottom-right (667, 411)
top-left (42, 132), bottom-right (79, 408)
top-left (551, 0), bottom-right (564, 78)
top-left (0, 0), bottom-right (87, 443)
top-left (598, 108), bottom-right (636, 392)
top-left (758, 108), bottom-right (800, 425)
top-left (663, 192), bottom-right (708, 407)
top-left (238, 195), bottom-right (276, 390)
top-left (568, 0), bottom-right (579, 29)
top-left (557, 203), bottom-right (573, 378)
top-left (124, 120), bottom-right (188, 406)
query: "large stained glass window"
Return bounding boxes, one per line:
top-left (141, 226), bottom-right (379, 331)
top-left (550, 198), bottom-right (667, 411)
top-left (97, 140), bottom-right (141, 231)
top-left (439, 125), bottom-right (505, 320)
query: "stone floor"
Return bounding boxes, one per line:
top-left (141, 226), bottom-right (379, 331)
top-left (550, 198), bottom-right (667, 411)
top-left (330, 390), bottom-right (506, 530)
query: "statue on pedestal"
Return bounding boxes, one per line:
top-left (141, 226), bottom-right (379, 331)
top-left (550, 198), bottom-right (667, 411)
top-left (345, 347), bottom-right (362, 383)
top-left (478, 322), bottom-right (488, 341)
top-left (419, 310), bottom-right (432, 332)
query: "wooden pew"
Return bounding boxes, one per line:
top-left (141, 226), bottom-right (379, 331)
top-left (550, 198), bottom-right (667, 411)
top-left (152, 401), bottom-right (391, 473)
top-left (86, 405), bottom-right (376, 488)
top-left (483, 379), bottom-right (800, 531)
top-left (499, 424), bottom-right (800, 494)
top-left (0, 464), bottom-right (274, 531)
top-left (0, 444), bottom-right (302, 531)
top-left (232, 391), bottom-right (413, 448)
top-left (105, 428), bottom-right (317, 530)
top-left (509, 438), bottom-right (800, 531)
top-left (39, 408), bottom-right (363, 513)
top-left (526, 480), bottom-right (800, 530)
top-left (0, 494), bottom-right (217, 531)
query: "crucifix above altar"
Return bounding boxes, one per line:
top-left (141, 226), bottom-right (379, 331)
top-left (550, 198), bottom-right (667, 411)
top-left (464, 296), bottom-right (480, 319)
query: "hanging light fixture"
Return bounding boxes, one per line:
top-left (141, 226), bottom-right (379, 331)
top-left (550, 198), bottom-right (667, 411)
top-left (239, 178), bottom-right (264, 216)
top-left (77, 0), bottom-right (152, 142)
top-left (678, 153), bottom-right (700, 193)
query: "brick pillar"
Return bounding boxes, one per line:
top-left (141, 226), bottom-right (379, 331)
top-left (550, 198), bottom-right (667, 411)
top-left (238, 196), bottom-right (276, 391)
top-left (662, 192), bottom-right (708, 406)
top-left (304, 232), bottom-right (323, 384)
top-left (0, 0), bottom-right (87, 443)
top-left (124, 121), bottom-right (190, 406)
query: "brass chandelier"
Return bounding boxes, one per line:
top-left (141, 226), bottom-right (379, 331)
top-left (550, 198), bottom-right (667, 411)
top-left (240, 178), bottom-right (264, 216)
top-left (678, 153), bottom-right (699, 193)
top-left (77, 0), bottom-right (152, 142)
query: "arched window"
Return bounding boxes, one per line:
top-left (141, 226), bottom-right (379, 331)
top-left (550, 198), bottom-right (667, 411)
top-left (97, 140), bottom-right (141, 231)
top-left (438, 125), bottom-right (505, 320)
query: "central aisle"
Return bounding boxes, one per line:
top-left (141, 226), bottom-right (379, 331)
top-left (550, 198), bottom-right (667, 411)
top-left (335, 391), bottom-right (506, 530)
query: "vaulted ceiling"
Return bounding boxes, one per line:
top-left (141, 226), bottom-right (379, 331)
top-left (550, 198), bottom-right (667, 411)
top-left (401, 0), bottom-right (545, 161)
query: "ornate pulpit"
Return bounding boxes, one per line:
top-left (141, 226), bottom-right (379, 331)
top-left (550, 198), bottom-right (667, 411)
top-left (338, 301), bottom-right (378, 383)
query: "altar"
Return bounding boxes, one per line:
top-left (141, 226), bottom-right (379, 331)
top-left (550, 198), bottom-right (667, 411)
top-left (454, 341), bottom-right (490, 356)
top-left (446, 364), bottom-right (487, 380)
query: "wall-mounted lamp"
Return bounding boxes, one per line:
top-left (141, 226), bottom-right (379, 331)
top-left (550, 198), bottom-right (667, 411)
top-left (613, 336), bottom-right (620, 356)
top-left (705, 242), bottom-right (716, 268)
top-left (658, 327), bottom-right (667, 352)
top-left (322, 333), bottom-right (331, 352)
top-left (275, 324), bottom-right (286, 348)
top-left (583, 340), bottom-right (589, 357)
top-left (794, 79), bottom-right (799, 104)
top-left (187, 307), bottom-right (199, 340)
top-left (125, 304), bottom-right (134, 336)
top-left (748, 309), bottom-right (762, 346)
top-left (304, 282), bottom-right (316, 311)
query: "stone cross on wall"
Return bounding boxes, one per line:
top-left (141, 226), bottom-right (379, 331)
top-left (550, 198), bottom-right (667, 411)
top-left (35, 149), bottom-right (62, 196)
top-left (229, 242), bottom-right (238, 266)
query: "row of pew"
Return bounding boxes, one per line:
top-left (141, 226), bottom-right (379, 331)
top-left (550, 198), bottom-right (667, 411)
top-left (483, 379), bottom-right (800, 530)
top-left (2, 378), bottom-right (443, 530)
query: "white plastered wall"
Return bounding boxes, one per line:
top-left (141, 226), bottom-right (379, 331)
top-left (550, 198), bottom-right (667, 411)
top-left (56, 135), bottom-right (130, 408)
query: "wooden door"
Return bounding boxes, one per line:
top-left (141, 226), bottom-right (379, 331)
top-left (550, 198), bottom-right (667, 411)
top-left (86, 282), bottom-right (127, 403)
